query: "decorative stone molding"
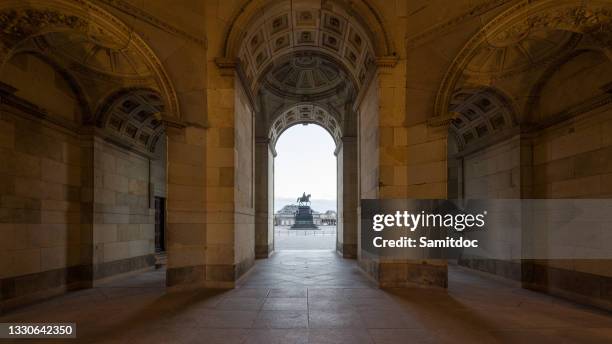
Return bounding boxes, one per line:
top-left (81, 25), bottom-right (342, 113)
top-left (220, 0), bottom-right (394, 97)
top-left (255, 137), bottom-right (276, 156)
top-left (405, 0), bottom-right (512, 48)
top-left (427, 112), bottom-right (459, 128)
top-left (434, 0), bottom-right (612, 119)
top-left (95, 0), bottom-right (207, 47)
top-left (0, 9), bottom-right (87, 45)
top-left (0, 0), bottom-right (181, 121)
top-left (161, 115), bottom-right (188, 129)
top-left (214, 57), bottom-right (239, 70)
top-left (268, 103), bottom-right (342, 148)
top-left (375, 55), bottom-right (398, 68)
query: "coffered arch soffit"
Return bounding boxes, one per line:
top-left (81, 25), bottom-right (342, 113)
top-left (223, 0), bottom-right (389, 95)
top-left (96, 88), bottom-right (165, 154)
top-left (435, 0), bottom-right (612, 120)
top-left (449, 87), bottom-right (517, 152)
top-left (260, 51), bottom-right (355, 100)
top-left (0, 0), bottom-right (181, 120)
top-left (269, 103), bottom-right (341, 149)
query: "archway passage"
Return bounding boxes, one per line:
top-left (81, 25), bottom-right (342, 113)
top-left (238, 0), bottom-right (377, 260)
top-left (273, 123), bottom-right (337, 251)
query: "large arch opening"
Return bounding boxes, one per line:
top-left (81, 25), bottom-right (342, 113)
top-left (255, 98), bottom-right (357, 258)
top-left (273, 123), bottom-right (337, 251)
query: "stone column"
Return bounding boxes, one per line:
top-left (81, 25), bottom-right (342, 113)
top-left (255, 138), bottom-right (274, 258)
top-left (165, 56), bottom-right (257, 290)
top-left (337, 136), bottom-right (358, 258)
top-left (359, 57), bottom-right (450, 288)
top-left (203, 61), bottom-right (255, 286)
top-left (165, 125), bottom-right (208, 289)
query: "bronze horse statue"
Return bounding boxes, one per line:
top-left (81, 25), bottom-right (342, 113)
top-left (297, 192), bottom-right (311, 206)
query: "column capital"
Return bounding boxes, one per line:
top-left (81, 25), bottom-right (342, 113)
top-left (375, 55), bottom-right (398, 68)
top-left (427, 112), bottom-right (459, 129)
top-left (214, 57), bottom-right (239, 69)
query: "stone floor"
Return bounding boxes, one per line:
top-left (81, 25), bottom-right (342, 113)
top-left (2, 250), bottom-right (612, 343)
top-left (274, 226), bottom-right (336, 250)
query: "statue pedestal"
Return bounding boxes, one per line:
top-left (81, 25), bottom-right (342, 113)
top-left (291, 206), bottom-right (318, 229)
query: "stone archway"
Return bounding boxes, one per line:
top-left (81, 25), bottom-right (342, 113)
top-left (227, 0), bottom-right (381, 260)
top-left (269, 103), bottom-right (342, 152)
top-left (255, 102), bottom-right (357, 258)
top-left (208, 0), bottom-right (407, 288)
top-left (433, 0), bottom-right (612, 122)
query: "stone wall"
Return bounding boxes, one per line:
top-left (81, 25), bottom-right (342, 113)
top-left (463, 137), bottom-right (521, 199)
top-left (0, 50), bottom-right (91, 309)
top-left (91, 138), bottom-right (157, 281)
top-left (0, 108), bottom-right (86, 310)
top-left (233, 77), bottom-right (255, 278)
top-left (527, 106), bottom-right (612, 310)
top-left (452, 105), bottom-right (612, 309)
top-left (165, 126), bottom-right (207, 288)
top-left (0, 110), bottom-right (167, 310)
top-left (1, 54), bottom-right (81, 123)
top-left (456, 136), bottom-right (524, 281)
top-left (357, 72), bottom-right (379, 279)
top-left (359, 75), bottom-right (380, 201)
top-left (151, 136), bottom-right (167, 200)
top-left (533, 109), bottom-right (612, 199)
top-left (360, 67), bottom-right (449, 287)
top-left (254, 141), bottom-right (274, 258)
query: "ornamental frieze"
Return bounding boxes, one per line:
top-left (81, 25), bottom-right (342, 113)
top-left (0, 9), bottom-right (87, 46)
top-left (490, 6), bottom-right (612, 47)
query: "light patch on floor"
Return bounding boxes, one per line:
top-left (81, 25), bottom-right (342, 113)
top-left (274, 225), bottom-right (336, 250)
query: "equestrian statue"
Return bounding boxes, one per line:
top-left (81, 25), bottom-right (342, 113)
top-left (296, 192), bottom-right (311, 206)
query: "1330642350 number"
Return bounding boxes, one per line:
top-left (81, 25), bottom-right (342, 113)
top-left (0, 323), bottom-right (76, 338)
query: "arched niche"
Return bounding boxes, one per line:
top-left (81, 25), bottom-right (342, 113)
top-left (0, 0), bottom-right (181, 120)
top-left (434, 0), bottom-right (612, 121)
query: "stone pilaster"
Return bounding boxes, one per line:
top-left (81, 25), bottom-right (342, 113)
top-left (336, 136), bottom-right (358, 258)
top-left (165, 125), bottom-right (208, 289)
top-left (359, 58), bottom-right (449, 288)
top-left (254, 138), bottom-right (274, 258)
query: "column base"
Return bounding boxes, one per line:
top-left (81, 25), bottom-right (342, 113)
top-left (255, 244), bottom-right (273, 259)
top-left (359, 255), bottom-right (448, 288)
top-left (337, 243), bottom-right (357, 258)
top-left (167, 258), bottom-right (255, 290)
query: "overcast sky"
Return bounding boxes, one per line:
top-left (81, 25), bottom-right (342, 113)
top-left (274, 124), bottom-right (337, 212)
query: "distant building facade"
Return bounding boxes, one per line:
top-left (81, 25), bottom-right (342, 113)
top-left (274, 205), bottom-right (337, 226)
